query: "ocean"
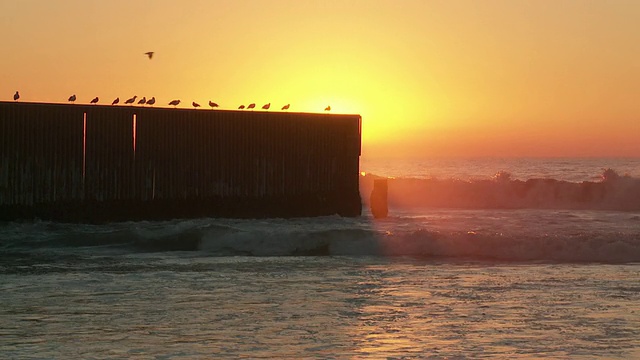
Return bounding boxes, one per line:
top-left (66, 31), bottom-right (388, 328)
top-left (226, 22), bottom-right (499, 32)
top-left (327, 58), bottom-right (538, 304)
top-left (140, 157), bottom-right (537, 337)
top-left (1, 157), bottom-right (639, 359)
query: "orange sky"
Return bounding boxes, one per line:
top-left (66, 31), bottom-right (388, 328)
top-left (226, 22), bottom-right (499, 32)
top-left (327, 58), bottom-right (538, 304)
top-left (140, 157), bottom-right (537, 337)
top-left (1, 0), bottom-right (639, 159)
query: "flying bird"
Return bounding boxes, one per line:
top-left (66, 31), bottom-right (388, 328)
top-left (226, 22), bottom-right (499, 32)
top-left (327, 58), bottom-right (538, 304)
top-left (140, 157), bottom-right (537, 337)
top-left (125, 96), bottom-right (137, 104)
top-left (262, 103), bottom-right (270, 110)
top-left (144, 52), bottom-right (154, 59)
top-left (112, 97), bottom-right (119, 105)
top-left (192, 101), bottom-right (200, 108)
top-left (209, 101), bottom-right (219, 109)
top-left (90, 97), bottom-right (99, 104)
top-left (13, 91), bottom-right (19, 101)
top-left (238, 105), bottom-right (245, 109)
top-left (68, 94), bottom-right (76, 103)
top-left (138, 97), bottom-right (146, 105)
top-left (146, 97), bottom-right (156, 106)
top-left (324, 105), bottom-right (331, 111)
top-left (168, 99), bottom-right (180, 107)
top-left (281, 104), bottom-right (290, 110)
top-left (247, 103), bottom-right (256, 110)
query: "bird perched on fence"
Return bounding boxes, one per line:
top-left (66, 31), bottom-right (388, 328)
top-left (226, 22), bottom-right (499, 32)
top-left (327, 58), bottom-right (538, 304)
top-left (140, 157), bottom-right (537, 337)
top-left (112, 97), bottom-right (120, 105)
top-left (68, 94), bottom-right (76, 103)
top-left (247, 103), bottom-right (256, 110)
top-left (138, 97), bottom-right (146, 105)
top-left (238, 105), bottom-right (245, 109)
top-left (262, 103), bottom-right (270, 110)
top-left (168, 99), bottom-right (180, 107)
top-left (146, 97), bottom-right (156, 106)
top-left (13, 91), bottom-right (19, 101)
top-left (281, 104), bottom-right (290, 110)
top-left (144, 52), bottom-right (154, 59)
top-left (192, 101), bottom-right (200, 108)
top-left (90, 97), bottom-right (99, 104)
top-left (324, 105), bottom-right (331, 111)
top-left (209, 101), bottom-right (219, 109)
top-left (125, 96), bottom-right (137, 105)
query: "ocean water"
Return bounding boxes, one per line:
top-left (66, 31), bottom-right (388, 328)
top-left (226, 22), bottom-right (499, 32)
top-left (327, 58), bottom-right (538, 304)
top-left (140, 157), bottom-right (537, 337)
top-left (1, 157), bottom-right (640, 359)
top-left (360, 157), bottom-right (640, 182)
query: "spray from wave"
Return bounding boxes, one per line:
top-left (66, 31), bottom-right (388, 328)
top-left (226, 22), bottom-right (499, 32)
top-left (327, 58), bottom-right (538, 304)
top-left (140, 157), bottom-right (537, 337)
top-left (360, 168), bottom-right (640, 211)
top-left (2, 168), bottom-right (639, 265)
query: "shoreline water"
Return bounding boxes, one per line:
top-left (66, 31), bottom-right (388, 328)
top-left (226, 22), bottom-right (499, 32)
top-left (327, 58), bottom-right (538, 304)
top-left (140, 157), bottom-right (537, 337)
top-left (1, 157), bottom-right (639, 358)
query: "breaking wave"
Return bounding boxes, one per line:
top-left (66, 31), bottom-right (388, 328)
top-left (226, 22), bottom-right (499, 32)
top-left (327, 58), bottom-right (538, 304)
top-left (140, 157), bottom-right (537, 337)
top-left (360, 168), bottom-right (640, 211)
top-left (1, 168), bottom-right (639, 266)
top-left (1, 212), bottom-right (639, 264)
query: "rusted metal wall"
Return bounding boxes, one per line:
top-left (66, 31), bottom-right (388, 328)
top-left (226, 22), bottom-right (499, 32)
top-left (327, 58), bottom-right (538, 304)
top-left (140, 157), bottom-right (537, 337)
top-left (0, 101), bottom-right (362, 221)
top-left (0, 102), bottom-right (84, 206)
top-left (84, 107), bottom-right (136, 202)
top-left (134, 109), bottom-right (361, 201)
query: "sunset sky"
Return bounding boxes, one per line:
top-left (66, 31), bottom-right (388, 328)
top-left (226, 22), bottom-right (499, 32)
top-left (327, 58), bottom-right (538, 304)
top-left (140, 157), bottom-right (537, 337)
top-left (1, 0), bottom-right (639, 159)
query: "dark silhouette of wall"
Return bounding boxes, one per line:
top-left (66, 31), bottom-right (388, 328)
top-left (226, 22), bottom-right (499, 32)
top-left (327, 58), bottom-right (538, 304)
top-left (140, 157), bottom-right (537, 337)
top-left (0, 101), bottom-right (361, 222)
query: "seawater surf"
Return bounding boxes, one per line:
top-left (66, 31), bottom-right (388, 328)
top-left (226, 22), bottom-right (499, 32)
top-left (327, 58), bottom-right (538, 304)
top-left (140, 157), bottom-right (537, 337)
top-left (360, 168), bottom-right (640, 211)
top-left (2, 210), bottom-right (639, 264)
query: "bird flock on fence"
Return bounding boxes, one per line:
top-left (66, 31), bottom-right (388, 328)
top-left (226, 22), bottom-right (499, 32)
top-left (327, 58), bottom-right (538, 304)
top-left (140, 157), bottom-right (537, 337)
top-left (10, 91), bottom-right (332, 112)
top-left (9, 52), bottom-right (334, 111)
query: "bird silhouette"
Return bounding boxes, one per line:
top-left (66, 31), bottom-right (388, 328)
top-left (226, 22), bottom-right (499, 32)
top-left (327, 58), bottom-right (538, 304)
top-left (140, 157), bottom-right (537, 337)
top-left (192, 102), bottom-right (200, 108)
top-left (146, 97), bottom-right (156, 106)
top-left (238, 105), bottom-right (245, 109)
top-left (324, 105), bottom-right (331, 111)
top-left (68, 94), bottom-right (76, 103)
top-left (112, 97), bottom-right (120, 105)
top-left (90, 97), bottom-right (99, 104)
top-left (209, 101), bottom-right (219, 109)
top-left (144, 52), bottom-right (154, 59)
top-left (125, 96), bottom-right (137, 104)
top-left (262, 103), bottom-right (270, 110)
top-left (13, 91), bottom-right (19, 101)
top-left (281, 104), bottom-right (290, 110)
top-left (247, 103), bottom-right (256, 110)
top-left (168, 99), bottom-right (180, 107)
top-left (138, 97), bottom-right (146, 105)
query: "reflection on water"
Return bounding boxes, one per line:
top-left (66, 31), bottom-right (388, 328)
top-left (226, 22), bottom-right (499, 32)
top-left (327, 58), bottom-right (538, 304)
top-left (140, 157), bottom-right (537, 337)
top-left (2, 257), bottom-right (639, 358)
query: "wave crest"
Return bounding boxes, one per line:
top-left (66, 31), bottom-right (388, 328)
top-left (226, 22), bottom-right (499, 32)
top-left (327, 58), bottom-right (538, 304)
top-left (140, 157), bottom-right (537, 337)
top-left (2, 218), bottom-right (639, 263)
top-left (360, 168), bottom-right (640, 211)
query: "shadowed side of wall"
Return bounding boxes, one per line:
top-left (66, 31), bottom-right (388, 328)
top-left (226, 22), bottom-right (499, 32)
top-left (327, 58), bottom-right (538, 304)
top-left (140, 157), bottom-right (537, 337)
top-left (0, 102), bottom-right (362, 222)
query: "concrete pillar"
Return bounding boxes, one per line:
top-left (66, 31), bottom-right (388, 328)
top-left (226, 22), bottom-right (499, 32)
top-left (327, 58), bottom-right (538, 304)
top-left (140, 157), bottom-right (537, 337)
top-left (370, 178), bottom-right (388, 218)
